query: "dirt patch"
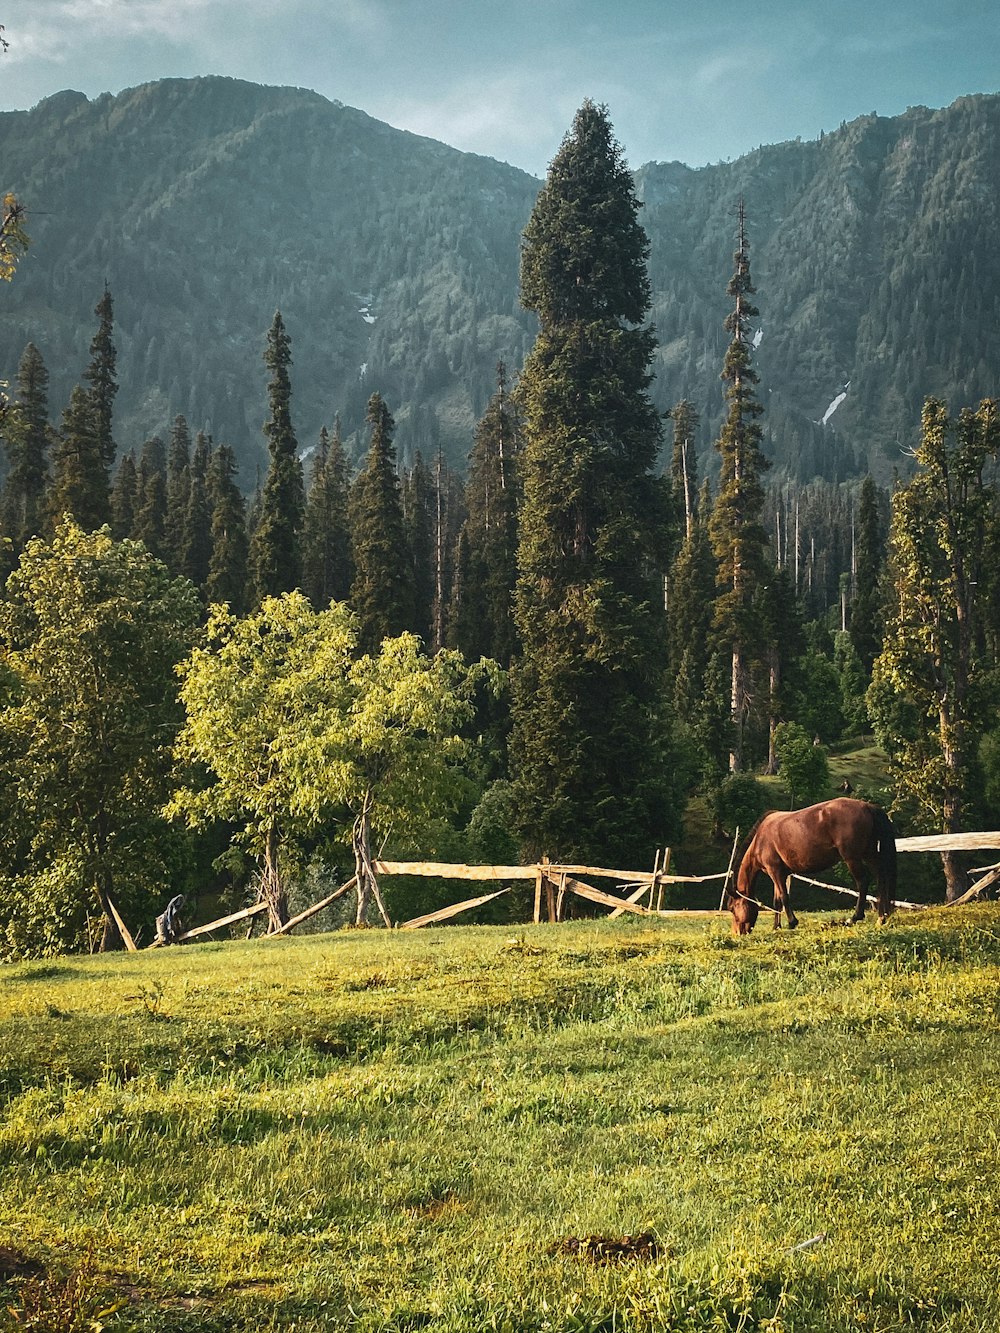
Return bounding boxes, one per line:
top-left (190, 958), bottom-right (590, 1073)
top-left (547, 1232), bottom-right (661, 1263)
top-left (0, 1246), bottom-right (46, 1282)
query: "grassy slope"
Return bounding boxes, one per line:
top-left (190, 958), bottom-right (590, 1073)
top-left (2, 910), bottom-right (1000, 1332)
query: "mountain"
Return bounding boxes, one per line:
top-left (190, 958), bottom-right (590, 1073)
top-left (1, 77), bottom-right (999, 484)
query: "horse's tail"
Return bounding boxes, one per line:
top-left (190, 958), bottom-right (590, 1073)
top-left (873, 807), bottom-right (897, 919)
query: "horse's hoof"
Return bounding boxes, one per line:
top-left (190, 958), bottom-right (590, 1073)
top-left (788, 918), bottom-right (799, 930)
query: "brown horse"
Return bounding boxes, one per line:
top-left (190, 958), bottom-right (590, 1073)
top-left (725, 797), bottom-right (896, 935)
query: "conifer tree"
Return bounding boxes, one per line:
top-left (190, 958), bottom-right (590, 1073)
top-left (110, 452), bottom-right (138, 540)
top-left (248, 311), bottom-right (304, 603)
top-left (134, 436), bottom-right (167, 558)
top-left (850, 474), bottom-right (883, 673)
top-left (164, 415), bottom-right (192, 569)
top-left (1, 342), bottom-right (51, 563)
top-left (402, 451), bottom-right (434, 645)
top-left (84, 286), bottom-right (118, 471)
top-left (181, 430), bottom-right (213, 591)
top-left (510, 101), bottom-right (675, 865)
top-left (206, 442), bottom-right (248, 613)
top-left (450, 362), bottom-right (520, 666)
top-left (708, 199), bottom-right (770, 772)
top-left (47, 385), bottom-right (110, 532)
top-left (349, 393), bottom-right (414, 654)
top-left (668, 399), bottom-right (700, 549)
top-left (301, 421), bottom-right (352, 609)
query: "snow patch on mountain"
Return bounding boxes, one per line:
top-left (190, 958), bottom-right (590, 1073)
top-left (820, 381), bottom-right (851, 426)
top-left (752, 325), bottom-right (763, 349)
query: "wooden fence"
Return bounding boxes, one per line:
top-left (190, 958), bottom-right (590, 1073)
top-left (136, 829), bottom-right (1000, 949)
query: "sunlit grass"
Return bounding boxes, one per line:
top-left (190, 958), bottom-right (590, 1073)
top-left (2, 909), bottom-right (1000, 1329)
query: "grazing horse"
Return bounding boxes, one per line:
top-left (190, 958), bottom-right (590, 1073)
top-left (725, 797), bottom-right (896, 935)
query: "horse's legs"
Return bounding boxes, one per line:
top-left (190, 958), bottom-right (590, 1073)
top-left (769, 865), bottom-right (798, 930)
top-left (845, 860), bottom-right (871, 923)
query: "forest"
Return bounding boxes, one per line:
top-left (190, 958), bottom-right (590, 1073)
top-left (2, 100), bottom-right (1000, 960)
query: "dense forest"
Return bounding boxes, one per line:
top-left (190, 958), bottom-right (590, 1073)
top-left (2, 91), bottom-right (1000, 959)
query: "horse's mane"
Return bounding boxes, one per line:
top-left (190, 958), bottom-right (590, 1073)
top-left (732, 809), bottom-right (775, 870)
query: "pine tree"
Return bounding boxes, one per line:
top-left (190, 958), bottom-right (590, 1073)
top-left (301, 420), bottom-right (352, 609)
top-left (850, 474), bottom-right (883, 673)
top-left (668, 399), bottom-right (700, 550)
top-left (181, 431), bottom-right (213, 591)
top-left (206, 442), bottom-right (248, 613)
top-left (134, 436), bottom-right (167, 558)
top-left (1, 342), bottom-right (51, 563)
top-left (708, 199), bottom-right (770, 772)
top-left (450, 362), bottom-right (520, 666)
top-left (248, 311), bottom-right (304, 603)
top-left (164, 415), bottom-right (192, 569)
top-left (84, 286), bottom-right (118, 471)
top-left (110, 452), bottom-right (138, 540)
top-left (47, 385), bottom-right (110, 532)
top-left (349, 393), bottom-right (414, 654)
top-left (402, 452), bottom-right (434, 645)
top-left (510, 101), bottom-right (675, 865)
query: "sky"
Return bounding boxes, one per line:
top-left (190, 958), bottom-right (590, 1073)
top-left (2, 0), bottom-right (999, 177)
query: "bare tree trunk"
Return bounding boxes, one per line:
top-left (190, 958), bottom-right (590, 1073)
top-left (730, 648), bottom-right (749, 772)
top-left (353, 797), bottom-right (392, 927)
top-left (262, 820), bottom-right (289, 932)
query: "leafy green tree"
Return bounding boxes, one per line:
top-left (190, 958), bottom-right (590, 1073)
top-left (708, 200), bottom-right (770, 772)
top-left (248, 310), bottom-right (305, 603)
top-left (510, 100), bottom-right (675, 865)
top-left (0, 521), bottom-right (200, 956)
top-left (169, 593), bottom-right (490, 930)
top-left (774, 721), bottom-right (830, 807)
top-left (834, 630), bottom-right (870, 735)
top-left (205, 441), bottom-right (248, 612)
top-left (301, 421), bottom-right (352, 609)
top-left (794, 646), bottom-right (846, 744)
top-left (869, 397), bottom-right (1000, 898)
top-left (47, 384), bottom-right (110, 532)
top-left (1, 342), bottom-right (51, 566)
top-left (0, 191), bottom-right (29, 284)
top-left (349, 393), bottom-right (414, 653)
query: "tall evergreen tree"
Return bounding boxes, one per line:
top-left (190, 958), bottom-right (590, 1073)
top-left (134, 435), bottom-right (167, 559)
top-left (1, 342), bottom-right (51, 563)
top-left (509, 101), bottom-right (675, 865)
top-left (349, 393), bottom-right (414, 654)
top-left (110, 452), bottom-right (138, 541)
top-left (450, 362), bottom-right (520, 666)
top-left (248, 311), bottom-right (304, 603)
top-left (402, 451), bottom-right (435, 646)
top-left (181, 430), bottom-right (213, 591)
top-left (668, 399), bottom-right (700, 550)
top-left (708, 199), bottom-right (770, 772)
top-left (47, 385), bottom-right (110, 532)
top-left (850, 474), bottom-right (884, 673)
top-left (301, 421), bottom-right (352, 609)
top-left (164, 415), bottom-right (192, 569)
top-left (206, 442), bottom-right (249, 613)
top-left (84, 286), bottom-right (118, 471)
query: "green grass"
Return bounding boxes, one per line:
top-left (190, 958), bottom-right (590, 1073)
top-left (2, 909), bottom-right (1000, 1330)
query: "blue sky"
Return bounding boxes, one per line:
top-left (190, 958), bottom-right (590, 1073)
top-left (2, 0), bottom-right (999, 176)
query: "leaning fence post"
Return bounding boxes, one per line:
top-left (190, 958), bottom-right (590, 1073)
top-left (718, 826), bottom-right (741, 912)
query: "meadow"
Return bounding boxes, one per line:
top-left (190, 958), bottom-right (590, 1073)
top-left (2, 906), bottom-right (1000, 1332)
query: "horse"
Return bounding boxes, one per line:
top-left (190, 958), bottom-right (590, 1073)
top-left (725, 797), bottom-right (896, 935)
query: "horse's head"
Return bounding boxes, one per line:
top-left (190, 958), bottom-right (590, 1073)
top-left (726, 890), bottom-right (759, 935)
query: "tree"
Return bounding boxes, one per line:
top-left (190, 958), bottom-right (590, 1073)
top-left (84, 286), bottom-right (118, 471)
top-left (47, 384), bottom-right (110, 532)
top-left (180, 430), bottom-right (213, 591)
top-left (0, 521), bottom-right (200, 956)
top-left (349, 393), bottom-right (414, 653)
top-left (708, 199), bottom-right (770, 772)
top-left (402, 451), bottom-right (434, 644)
top-left (510, 100), bottom-right (676, 865)
top-left (301, 421), bottom-right (352, 610)
top-left (850, 475), bottom-right (884, 673)
top-left (668, 399), bottom-right (700, 550)
top-left (774, 721), bottom-right (830, 807)
top-left (164, 415), bottom-right (192, 568)
top-left (110, 451), bottom-right (138, 540)
top-left (248, 310), bottom-right (304, 603)
top-left (134, 435), bottom-right (167, 559)
top-left (205, 442), bottom-right (248, 613)
top-left (869, 397), bottom-right (1000, 898)
top-left (1, 342), bottom-right (51, 565)
top-left (0, 192), bottom-right (28, 284)
top-left (758, 567), bottom-right (805, 773)
top-left (451, 362), bottom-right (520, 667)
top-left (168, 593), bottom-right (490, 930)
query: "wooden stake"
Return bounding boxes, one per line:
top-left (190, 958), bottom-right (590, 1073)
top-left (105, 893), bottom-right (138, 952)
top-left (268, 876), bottom-right (358, 936)
top-left (718, 826), bottom-right (741, 912)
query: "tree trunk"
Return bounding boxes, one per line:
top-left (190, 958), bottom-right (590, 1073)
top-left (353, 807), bottom-right (372, 926)
top-left (765, 647), bottom-right (780, 775)
top-left (730, 648), bottom-right (749, 772)
top-left (262, 820), bottom-right (289, 932)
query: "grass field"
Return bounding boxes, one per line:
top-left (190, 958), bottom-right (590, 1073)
top-left (2, 907), bottom-right (1000, 1331)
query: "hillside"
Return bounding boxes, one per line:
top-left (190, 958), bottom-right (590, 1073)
top-left (2, 79), bottom-right (1000, 483)
top-left (3, 913), bottom-right (1000, 1331)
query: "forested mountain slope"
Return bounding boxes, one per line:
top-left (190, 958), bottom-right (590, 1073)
top-left (1, 77), bottom-right (998, 483)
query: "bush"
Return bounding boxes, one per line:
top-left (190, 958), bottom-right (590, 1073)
top-left (712, 773), bottom-right (768, 838)
top-left (774, 721), bottom-right (830, 806)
